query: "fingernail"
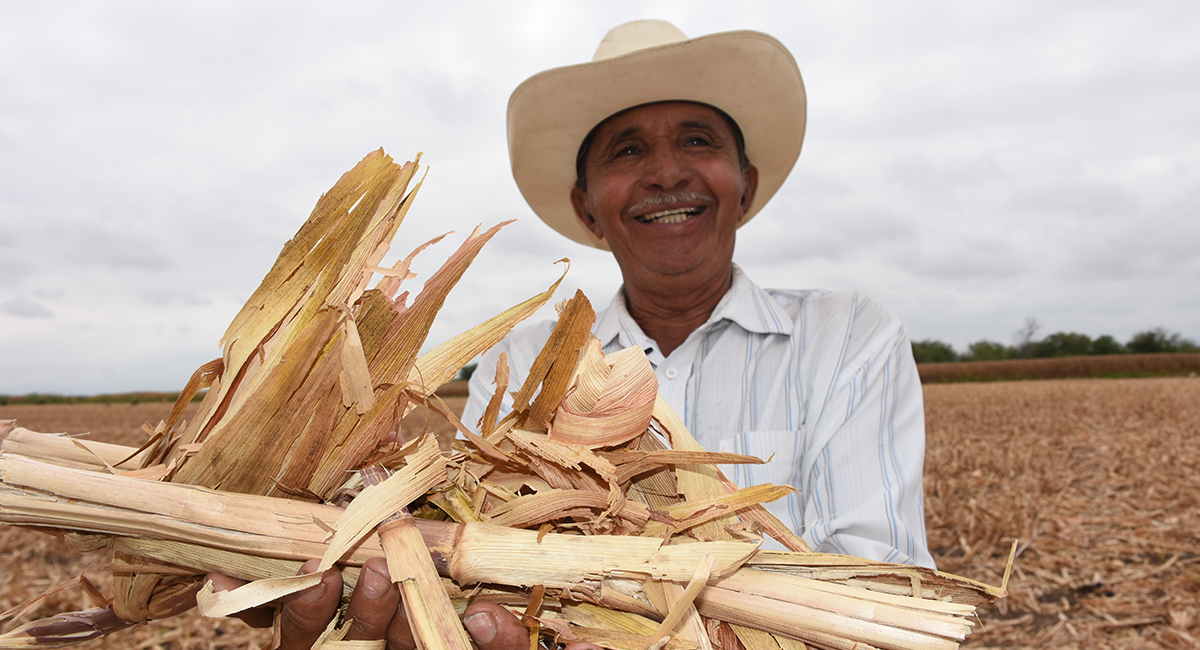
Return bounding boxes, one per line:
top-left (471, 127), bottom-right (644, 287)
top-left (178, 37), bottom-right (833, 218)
top-left (299, 580), bottom-right (328, 603)
top-left (361, 564), bottom-right (391, 598)
top-left (463, 611), bottom-right (497, 644)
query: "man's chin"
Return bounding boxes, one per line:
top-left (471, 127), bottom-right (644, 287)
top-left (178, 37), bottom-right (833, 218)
top-left (621, 257), bottom-right (729, 283)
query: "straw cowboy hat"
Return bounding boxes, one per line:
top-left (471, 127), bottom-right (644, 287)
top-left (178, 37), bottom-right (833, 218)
top-left (507, 19), bottom-right (807, 250)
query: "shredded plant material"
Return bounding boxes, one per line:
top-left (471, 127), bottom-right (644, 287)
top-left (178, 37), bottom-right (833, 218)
top-left (4, 377), bottom-right (1197, 649)
top-left (1, 151), bottom-right (1008, 650)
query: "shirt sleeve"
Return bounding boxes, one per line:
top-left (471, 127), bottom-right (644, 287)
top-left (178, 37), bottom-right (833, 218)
top-left (461, 344), bottom-right (504, 435)
top-left (797, 293), bottom-right (935, 568)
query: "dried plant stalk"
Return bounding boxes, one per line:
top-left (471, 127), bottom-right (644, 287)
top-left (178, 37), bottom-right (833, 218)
top-left (0, 150), bottom-right (1008, 650)
top-left (1, 452), bottom-right (751, 589)
top-left (0, 428), bottom-right (151, 471)
top-left (644, 555), bottom-right (714, 650)
top-left (2, 448), bottom-right (1001, 650)
top-left (695, 586), bottom-right (960, 650)
top-left (379, 515), bottom-right (472, 650)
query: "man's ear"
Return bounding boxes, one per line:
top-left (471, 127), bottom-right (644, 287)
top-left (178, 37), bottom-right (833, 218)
top-left (739, 163), bottom-right (760, 221)
top-left (570, 186), bottom-right (605, 240)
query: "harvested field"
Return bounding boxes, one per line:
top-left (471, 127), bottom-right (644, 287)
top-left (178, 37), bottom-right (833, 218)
top-left (918, 352), bottom-right (1200, 383)
top-left (3, 377), bottom-right (1199, 649)
top-left (924, 376), bottom-right (1200, 648)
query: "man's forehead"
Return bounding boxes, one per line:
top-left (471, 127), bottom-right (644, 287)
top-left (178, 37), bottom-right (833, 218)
top-left (590, 101), bottom-right (733, 142)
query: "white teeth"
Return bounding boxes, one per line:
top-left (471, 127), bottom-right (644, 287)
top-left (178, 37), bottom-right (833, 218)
top-left (637, 207), bottom-right (700, 224)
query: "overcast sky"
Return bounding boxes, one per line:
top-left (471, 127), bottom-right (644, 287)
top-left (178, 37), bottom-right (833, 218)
top-left (2, 1), bottom-right (1198, 395)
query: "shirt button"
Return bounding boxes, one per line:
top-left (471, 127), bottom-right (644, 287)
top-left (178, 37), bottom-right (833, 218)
top-left (665, 368), bottom-right (678, 379)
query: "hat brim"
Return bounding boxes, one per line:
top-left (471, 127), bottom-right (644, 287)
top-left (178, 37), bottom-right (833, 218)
top-left (507, 30), bottom-right (806, 250)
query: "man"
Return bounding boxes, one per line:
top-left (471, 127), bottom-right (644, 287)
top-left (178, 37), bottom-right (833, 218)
top-left (466, 19), bottom-right (933, 566)
top-left (251, 19), bottom-right (933, 649)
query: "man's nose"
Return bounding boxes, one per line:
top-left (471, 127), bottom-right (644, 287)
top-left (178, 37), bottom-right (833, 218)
top-left (642, 147), bottom-right (690, 190)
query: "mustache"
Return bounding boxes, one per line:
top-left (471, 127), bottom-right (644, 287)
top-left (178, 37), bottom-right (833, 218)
top-left (626, 191), bottom-right (713, 216)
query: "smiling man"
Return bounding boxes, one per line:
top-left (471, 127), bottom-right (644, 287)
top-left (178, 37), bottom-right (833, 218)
top-left (567, 101), bottom-right (756, 356)
top-left (464, 19), bottom-right (934, 568)
top-left (259, 19), bottom-right (933, 650)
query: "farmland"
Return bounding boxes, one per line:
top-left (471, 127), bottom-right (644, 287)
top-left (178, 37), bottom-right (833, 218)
top-left (924, 377), bottom-right (1199, 647)
top-left (3, 377), bottom-right (1199, 649)
top-left (917, 352), bottom-right (1200, 383)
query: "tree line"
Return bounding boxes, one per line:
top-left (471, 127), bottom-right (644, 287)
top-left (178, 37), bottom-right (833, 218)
top-left (911, 323), bottom-right (1200, 364)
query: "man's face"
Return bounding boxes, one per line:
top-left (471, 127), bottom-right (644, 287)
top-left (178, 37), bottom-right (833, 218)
top-left (570, 102), bottom-right (758, 288)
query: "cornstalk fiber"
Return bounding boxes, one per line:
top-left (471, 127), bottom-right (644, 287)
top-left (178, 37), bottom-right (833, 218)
top-left (0, 150), bottom-right (1006, 650)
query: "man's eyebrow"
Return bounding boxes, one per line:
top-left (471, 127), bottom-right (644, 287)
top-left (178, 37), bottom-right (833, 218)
top-left (600, 121), bottom-right (720, 147)
top-left (681, 120), bottom-right (724, 139)
top-left (600, 126), bottom-right (643, 147)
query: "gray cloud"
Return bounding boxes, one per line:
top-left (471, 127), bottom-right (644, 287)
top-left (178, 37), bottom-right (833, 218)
top-left (1007, 180), bottom-right (1140, 219)
top-left (2, 1), bottom-right (1200, 392)
top-left (1, 297), bottom-right (53, 319)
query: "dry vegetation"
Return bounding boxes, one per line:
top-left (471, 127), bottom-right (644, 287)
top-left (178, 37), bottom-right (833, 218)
top-left (917, 352), bottom-right (1200, 383)
top-left (0, 398), bottom-right (465, 650)
top-left (3, 377), bottom-right (1198, 649)
top-left (924, 376), bottom-right (1200, 648)
top-left (0, 401), bottom-right (270, 649)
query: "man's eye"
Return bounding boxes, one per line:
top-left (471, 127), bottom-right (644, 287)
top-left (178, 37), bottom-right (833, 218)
top-left (614, 146), bottom-right (639, 157)
top-left (685, 136), bottom-right (710, 147)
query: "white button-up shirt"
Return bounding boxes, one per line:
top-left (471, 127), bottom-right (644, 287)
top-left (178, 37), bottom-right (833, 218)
top-left (463, 266), bottom-right (934, 567)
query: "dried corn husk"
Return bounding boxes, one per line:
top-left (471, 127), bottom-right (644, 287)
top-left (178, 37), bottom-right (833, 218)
top-left (2, 444), bottom-right (1006, 650)
top-left (549, 342), bottom-right (658, 448)
top-left (0, 150), bottom-right (1008, 650)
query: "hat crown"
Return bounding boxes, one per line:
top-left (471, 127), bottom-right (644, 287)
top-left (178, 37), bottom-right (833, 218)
top-left (592, 20), bottom-right (689, 61)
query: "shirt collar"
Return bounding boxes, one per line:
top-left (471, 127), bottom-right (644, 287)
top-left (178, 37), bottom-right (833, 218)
top-left (593, 265), bottom-right (794, 351)
top-left (594, 289), bottom-right (641, 351)
top-left (710, 265), bottom-right (795, 335)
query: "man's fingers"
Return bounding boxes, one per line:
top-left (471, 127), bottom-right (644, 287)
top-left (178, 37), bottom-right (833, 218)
top-left (213, 562), bottom-right (598, 650)
top-left (203, 572), bottom-right (246, 593)
top-left (202, 572), bottom-right (274, 628)
top-left (385, 604), bottom-right (416, 650)
top-left (461, 601), bottom-right (603, 650)
top-left (461, 601), bottom-right (532, 650)
top-left (343, 557), bottom-right (402, 643)
top-left (278, 559), bottom-right (342, 650)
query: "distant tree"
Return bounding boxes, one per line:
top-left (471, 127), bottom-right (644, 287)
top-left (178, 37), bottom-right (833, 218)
top-left (911, 339), bottom-right (958, 363)
top-left (1128, 328), bottom-right (1170, 353)
top-left (1128, 327), bottom-right (1198, 354)
top-left (1089, 334), bottom-right (1125, 355)
top-left (454, 362), bottom-right (478, 381)
top-left (1031, 332), bottom-right (1093, 358)
top-left (965, 340), bottom-right (1015, 361)
top-left (1013, 317), bottom-right (1040, 358)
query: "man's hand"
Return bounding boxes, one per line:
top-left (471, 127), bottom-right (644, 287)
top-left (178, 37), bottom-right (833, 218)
top-left (205, 558), bottom-right (598, 650)
top-left (206, 558), bottom-right (410, 650)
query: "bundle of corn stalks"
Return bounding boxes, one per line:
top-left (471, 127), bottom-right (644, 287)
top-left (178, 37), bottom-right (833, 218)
top-left (0, 150), bottom-right (1008, 650)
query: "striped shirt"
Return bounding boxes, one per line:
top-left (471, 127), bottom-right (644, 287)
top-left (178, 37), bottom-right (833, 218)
top-left (462, 266), bottom-right (935, 567)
